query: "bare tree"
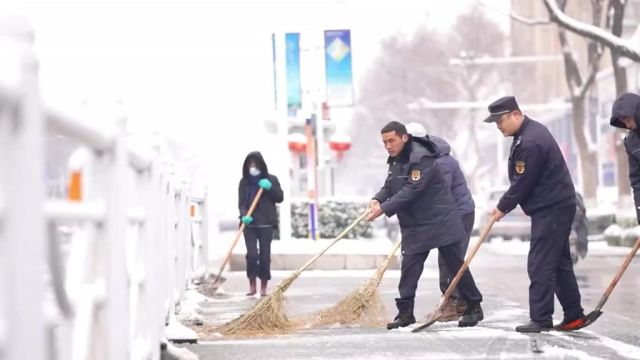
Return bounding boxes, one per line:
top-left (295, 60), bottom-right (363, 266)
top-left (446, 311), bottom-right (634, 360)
top-left (509, 1), bottom-right (603, 199)
top-left (447, 5), bottom-right (506, 191)
top-left (336, 6), bottom-right (506, 196)
top-left (543, 0), bottom-right (636, 202)
top-left (335, 28), bottom-right (459, 196)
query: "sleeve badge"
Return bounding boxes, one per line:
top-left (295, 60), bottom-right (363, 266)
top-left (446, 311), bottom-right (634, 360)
top-left (410, 169), bottom-right (421, 181)
top-left (515, 161), bottom-right (525, 174)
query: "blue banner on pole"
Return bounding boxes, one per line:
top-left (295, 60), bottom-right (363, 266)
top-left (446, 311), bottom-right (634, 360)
top-left (285, 33), bottom-right (302, 115)
top-left (324, 29), bottom-right (354, 107)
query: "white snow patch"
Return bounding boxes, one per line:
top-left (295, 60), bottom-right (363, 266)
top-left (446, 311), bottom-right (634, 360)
top-left (483, 308), bottom-right (528, 323)
top-left (165, 314), bottom-right (198, 343)
top-left (422, 326), bottom-right (525, 340)
top-left (539, 344), bottom-right (602, 360)
top-left (176, 289), bottom-right (206, 324)
top-left (598, 335), bottom-right (640, 359)
top-left (165, 342), bottom-right (199, 360)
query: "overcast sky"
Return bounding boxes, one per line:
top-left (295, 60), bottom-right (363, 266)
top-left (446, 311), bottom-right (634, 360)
top-left (2, 0), bottom-right (510, 218)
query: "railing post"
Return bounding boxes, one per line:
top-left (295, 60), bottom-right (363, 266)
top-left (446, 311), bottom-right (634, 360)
top-left (200, 193), bottom-right (209, 278)
top-left (93, 119), bottom-right (129, 360)
top-left (0, 20), bottom-right (47, 360)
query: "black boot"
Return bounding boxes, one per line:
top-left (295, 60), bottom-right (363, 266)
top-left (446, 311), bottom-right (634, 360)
top-left (458, 301), bottom-right (484, 327)
top-left (515, 320), bottom-right (553, 333)
top-left (387, 298), bottom-right (416, 329)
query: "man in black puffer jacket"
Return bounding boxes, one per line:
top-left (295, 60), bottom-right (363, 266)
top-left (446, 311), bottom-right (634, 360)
top-left (406, 121), bottom-right (476, 322)
top-left (610, 92), bottom-right (640, 225)
top-left (238, 151), bottom-right (284, 296)
top-left (368, 121), bottom-right (484, 330)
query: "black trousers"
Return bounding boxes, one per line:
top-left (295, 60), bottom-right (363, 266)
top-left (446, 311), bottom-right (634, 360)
top-left (398, 239), bottom-right (483, 304)
top-left (438, 211), bottom-right (475, 298)
top-left (243, 226), bottom-right (273, 281)
top-left (528, 204), bottom-right (583, 323)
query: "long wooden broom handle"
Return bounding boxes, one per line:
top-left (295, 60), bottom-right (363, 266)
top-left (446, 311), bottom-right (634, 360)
top-left (212, 187), bottom-right (265, 283)
top-left (595, 236), bottom-right (640, 311)
top-left (441, 217), bottom-right (496, 302)
top-left (292, 210), bottom-right (369, 277)
top-left (374, 239), bottom-right (402, 285)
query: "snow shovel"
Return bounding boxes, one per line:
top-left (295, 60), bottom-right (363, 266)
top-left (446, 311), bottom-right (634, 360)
top-left (209, 188), bottom-right (264, 292)
top-left (412, 216), bottom-right (496, 332)
top-left (557, 236), bottom-right (640, 331)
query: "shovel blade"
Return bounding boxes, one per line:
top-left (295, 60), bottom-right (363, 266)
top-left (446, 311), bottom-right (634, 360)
top-left (411, 312), bottom-right (440, 333)
top-left (204, 275), bottom-right (226, 294)
top-left (576, 310), bottom-right (603, 330)
top-left (554, 310), bottom-right (602, 331)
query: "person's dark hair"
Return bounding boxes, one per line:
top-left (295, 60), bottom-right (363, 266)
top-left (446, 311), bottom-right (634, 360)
top-left (381, 121), bottom-right (407, 136)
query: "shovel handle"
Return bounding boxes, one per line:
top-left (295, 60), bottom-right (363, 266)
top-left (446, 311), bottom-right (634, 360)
top-left (211, 188), bottom-right (264, 284)
top-left (441, 216), bottom-right (496, 302)
top-left (595, 236), bottom-right (640, 311)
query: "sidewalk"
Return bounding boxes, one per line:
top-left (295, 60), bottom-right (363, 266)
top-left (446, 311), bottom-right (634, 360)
top-left (230, 238), bottom-right (400, 271)
top-left (211, 229), bottom-right (635, 272)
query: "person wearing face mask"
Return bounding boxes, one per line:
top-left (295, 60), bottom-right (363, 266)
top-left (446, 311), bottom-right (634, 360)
top-left (484, 96), bottom-right (585, 333)
top-left (238, 151), bottom-right (284, 296)
top-left (610, 93), bottom-right (640, 225)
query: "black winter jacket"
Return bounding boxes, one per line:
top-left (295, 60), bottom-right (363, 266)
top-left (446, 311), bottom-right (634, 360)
top-left (373, 137), bottom-right (465, 255)
top-left (238, 151), bottom-right (284, 227)
top-left (610, 92), bottom-right (640, 224)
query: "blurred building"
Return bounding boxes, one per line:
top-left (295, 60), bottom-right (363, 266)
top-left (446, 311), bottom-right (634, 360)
top-left (508, 0), bottom-right (640, 202)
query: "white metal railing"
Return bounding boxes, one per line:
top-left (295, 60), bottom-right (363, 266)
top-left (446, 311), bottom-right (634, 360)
top-left (0, 18), bottom-right (208, 360)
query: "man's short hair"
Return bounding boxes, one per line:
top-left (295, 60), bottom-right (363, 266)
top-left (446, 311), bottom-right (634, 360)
top-left (381, 121), bottom-right (408, 136)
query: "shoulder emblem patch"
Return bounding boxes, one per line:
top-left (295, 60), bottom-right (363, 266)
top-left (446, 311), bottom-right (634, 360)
top-left (410, 169), bottom-right (421, 181)
top-left (515, 161), bottom-right (525, 175)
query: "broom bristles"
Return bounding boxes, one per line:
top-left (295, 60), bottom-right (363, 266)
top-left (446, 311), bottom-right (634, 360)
top-left (213, 212), bottom-right (371, 337)
top-left (311, 278), bottom-right (385, 327)
top-left (214, 272), bottom-right (300, 337)
top-left (309, 241), bottom-right (400, 328)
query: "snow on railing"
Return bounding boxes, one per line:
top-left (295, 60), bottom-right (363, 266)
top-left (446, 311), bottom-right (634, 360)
top-left (0, 18), bottom-right (206, 360)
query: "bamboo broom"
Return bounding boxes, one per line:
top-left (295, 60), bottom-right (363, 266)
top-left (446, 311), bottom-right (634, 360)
top-left (311, 239), bottom-right (402, 327)
top-left (215, 210), bottom-right (369, 337)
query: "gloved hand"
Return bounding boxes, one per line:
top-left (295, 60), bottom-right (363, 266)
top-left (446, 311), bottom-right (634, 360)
top-left (241, 215), bottom-right (253, 225)
top-left (258, 178), bottom-right (272, 190)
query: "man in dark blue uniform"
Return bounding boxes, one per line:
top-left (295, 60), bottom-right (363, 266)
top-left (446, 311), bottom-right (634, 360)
top-left (610, 93), bottom-right (640, 224)
top-left (484, 96), bottom-right (585, 333)
top-left (406, 122), bottom-right (476, 321)
top-left (367, 121), bottom-right (484, 329)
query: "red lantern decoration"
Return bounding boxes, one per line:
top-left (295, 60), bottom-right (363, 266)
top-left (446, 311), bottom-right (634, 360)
top-left (329, 132), bottom-right (351, 159)
top-left (288, 132), bottom-right (307, 153)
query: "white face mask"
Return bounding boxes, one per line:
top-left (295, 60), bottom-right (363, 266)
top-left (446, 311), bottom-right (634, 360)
top-left (249, 167), bottom-right (261, 176)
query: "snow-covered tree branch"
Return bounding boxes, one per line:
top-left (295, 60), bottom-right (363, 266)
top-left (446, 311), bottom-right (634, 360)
top-left (543, 0), bottom-right (640, 61)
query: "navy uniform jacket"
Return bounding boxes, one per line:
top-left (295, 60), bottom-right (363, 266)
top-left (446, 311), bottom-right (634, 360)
top-left (610, 93), bottom-right (640, 223)
top-left (497, 116), bottom-right (575, 215)
top-left (373, 137), bottom-right (465, 254)
top-left (429, 135), bottom-right (475, 216)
